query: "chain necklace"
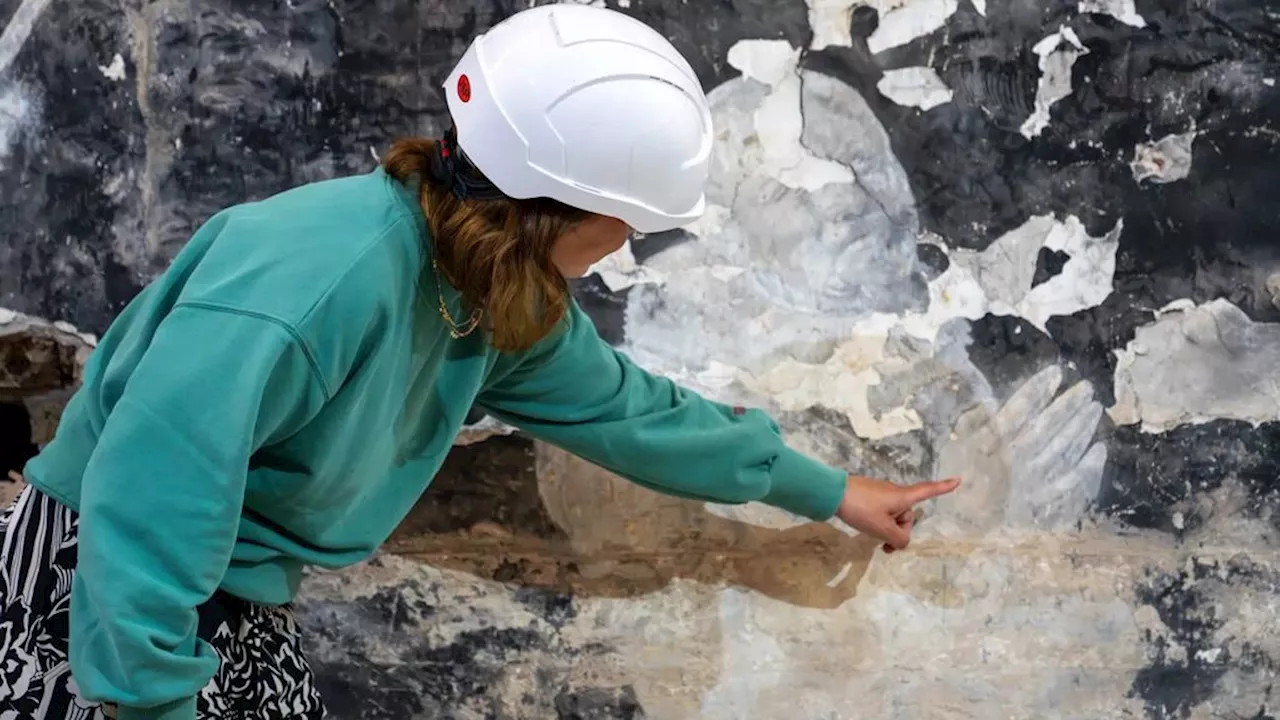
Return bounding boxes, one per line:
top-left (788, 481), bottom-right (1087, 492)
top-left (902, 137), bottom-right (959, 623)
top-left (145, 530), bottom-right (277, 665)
top-left (431, 254), bottom-right (483, 338)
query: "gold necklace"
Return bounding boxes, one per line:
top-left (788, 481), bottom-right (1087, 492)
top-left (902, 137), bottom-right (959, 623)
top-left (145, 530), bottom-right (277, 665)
top-left (431, 255), bottom-right (483, 338)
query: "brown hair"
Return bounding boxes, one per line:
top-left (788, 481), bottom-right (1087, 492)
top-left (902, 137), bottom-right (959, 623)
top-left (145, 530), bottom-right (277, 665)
top-left (382, 137), bottom-right (589, 352)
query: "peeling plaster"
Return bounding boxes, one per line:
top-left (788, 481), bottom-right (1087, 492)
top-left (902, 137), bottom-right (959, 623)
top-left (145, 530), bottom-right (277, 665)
top-left (1077, 0), bottom-right (1146, 28)
top-left (805, 0), bottom-right (862, 50)
top-left (1131, 131), bottom-right (1197, 185)
top-left (1109, 299), bottom-right (1280, 432)
top-left (623, 55), bottom-right (1115, 557)
top-left (805, 0), bottom-right (959, 52)
top-left (876, 66), bottom-right (954, 111)
top-left (866, 0), bottom-right (959, 55)
top-left (726, 40), bottom-right (852, 192)
top-left (725, 39), bottom-right (800, 88)
top-left (624, 59), bottom-right (926, 403)
top-left (949, 214), bottom-right (1121, 333)
top-left (743, 333), bottom-right (926, 439)
top-left (628, 54), bottom-right (1118, 449)
top-left (98, 52), bottom-right (127, 81)
top-left (1021, 27), bottom-right (1088, 139)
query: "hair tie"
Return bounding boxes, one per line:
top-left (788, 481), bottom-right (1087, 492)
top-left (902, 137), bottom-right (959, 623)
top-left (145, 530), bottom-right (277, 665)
top-left (427, 134), bottom-right (458, 191)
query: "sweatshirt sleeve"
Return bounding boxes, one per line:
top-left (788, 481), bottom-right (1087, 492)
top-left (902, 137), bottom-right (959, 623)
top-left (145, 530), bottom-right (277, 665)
top-left (71, 303), bottom-right (328, 720)
top-left (477, 302), bottom-right (847, 520)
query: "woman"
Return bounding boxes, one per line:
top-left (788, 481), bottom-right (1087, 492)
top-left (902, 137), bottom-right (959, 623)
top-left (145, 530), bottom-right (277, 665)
top-left (1, 5), bottom-right (959, 718)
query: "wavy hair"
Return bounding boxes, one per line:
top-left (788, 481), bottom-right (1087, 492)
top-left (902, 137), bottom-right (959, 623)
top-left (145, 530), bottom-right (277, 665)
top-left (382, 137), bottom-right (589, 352)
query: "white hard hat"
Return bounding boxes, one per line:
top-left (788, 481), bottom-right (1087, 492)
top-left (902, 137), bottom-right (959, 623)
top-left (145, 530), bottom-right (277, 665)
top-left (443, 4), bottom-right (713, 233)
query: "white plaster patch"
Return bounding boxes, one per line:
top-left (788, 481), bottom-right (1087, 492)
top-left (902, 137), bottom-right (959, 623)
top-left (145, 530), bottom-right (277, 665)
top-left (1109, 298), bottom-right (1280, 431)
top-left (805, 0), bottom-right (863, 50)
top-left (1021, 27), bottom-right (1088, 139)
top-left (868, 0), bottom-right (959, 54)
top-left (949, 214), bottom-right (1122, 333)
top-left (743, 334), bottom-right (925, 439)
top-left (98, 52), bottom-right (127, 81)
top-left (805, 0), bottom-right (959, 52)
top-left (1017, 217), bottom-right (1122, 330)
top-left (755, 75), bottom-right (855, 191)
top-left (1130, 130), bottom-right (1197, 184)
top-left (1077, 0), bottom-right (1147, 28)
top-left (726, 40), bottom-right (854, 192)
top-left (585, 239), bottom-right (665, 292)
top-left (876, 66), bottom-right (954, 110)
top-left (726, 39), bottom-right (799, 88)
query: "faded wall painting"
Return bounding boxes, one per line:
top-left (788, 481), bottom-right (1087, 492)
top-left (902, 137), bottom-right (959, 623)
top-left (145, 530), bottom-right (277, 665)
top-left (1, 0), bottom-right (1277, 717)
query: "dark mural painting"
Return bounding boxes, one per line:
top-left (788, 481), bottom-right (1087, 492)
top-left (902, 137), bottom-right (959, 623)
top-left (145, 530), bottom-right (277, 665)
top-left (1, 0), bottom-right (1277, 716)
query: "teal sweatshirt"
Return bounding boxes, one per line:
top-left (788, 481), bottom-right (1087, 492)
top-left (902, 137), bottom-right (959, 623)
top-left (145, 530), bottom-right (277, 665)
top-left (23, 167), bottom-right (847, 719)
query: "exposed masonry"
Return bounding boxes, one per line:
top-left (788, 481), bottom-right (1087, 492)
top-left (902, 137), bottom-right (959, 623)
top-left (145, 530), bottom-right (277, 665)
top-left (0, 309), bottom-right (95, 504)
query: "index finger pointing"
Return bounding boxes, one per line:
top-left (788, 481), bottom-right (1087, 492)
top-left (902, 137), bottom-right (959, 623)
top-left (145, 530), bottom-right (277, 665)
top-left (908, 477), bottom-right (962, 504)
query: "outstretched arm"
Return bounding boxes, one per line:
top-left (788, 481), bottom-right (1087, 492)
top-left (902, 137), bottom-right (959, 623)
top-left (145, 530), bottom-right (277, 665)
top-left (477, 301), bottom-right (847, 521)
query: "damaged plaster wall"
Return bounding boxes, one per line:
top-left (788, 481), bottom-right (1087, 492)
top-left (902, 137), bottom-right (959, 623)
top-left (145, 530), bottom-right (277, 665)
top-left (1, 0), bottom-right (1278, 718)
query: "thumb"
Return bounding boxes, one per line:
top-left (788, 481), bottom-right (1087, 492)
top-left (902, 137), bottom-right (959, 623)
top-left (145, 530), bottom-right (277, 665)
top-left (878, 517), bottom-right (911, 550)
top-left (906, 477), bottom-right (962, 505)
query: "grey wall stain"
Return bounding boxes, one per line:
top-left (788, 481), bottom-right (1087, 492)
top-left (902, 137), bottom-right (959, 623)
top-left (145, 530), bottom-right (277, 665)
top-left (1110, 299), bottom-right (1280, 432)
top-left (1132, 557), bottom-right (1280, 719)
top-left (297, 568), bottom-right (644, 719)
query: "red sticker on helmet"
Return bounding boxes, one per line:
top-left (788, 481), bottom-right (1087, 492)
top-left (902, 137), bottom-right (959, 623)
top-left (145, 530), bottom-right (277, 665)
top-left (457, 74), bottom-right (471, 103)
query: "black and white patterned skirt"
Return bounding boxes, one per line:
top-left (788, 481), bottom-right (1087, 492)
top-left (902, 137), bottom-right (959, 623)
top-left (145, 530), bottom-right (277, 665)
top-left (0, 484), bottom-right (327, 719)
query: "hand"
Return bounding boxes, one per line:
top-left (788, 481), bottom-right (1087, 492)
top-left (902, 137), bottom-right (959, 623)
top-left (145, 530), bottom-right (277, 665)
top-left (835, 475), bottom-right (961, 553)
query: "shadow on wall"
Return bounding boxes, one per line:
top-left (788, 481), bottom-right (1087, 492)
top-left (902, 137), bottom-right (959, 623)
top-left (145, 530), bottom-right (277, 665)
top-left (389, 434), bottom-right (882, 610)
